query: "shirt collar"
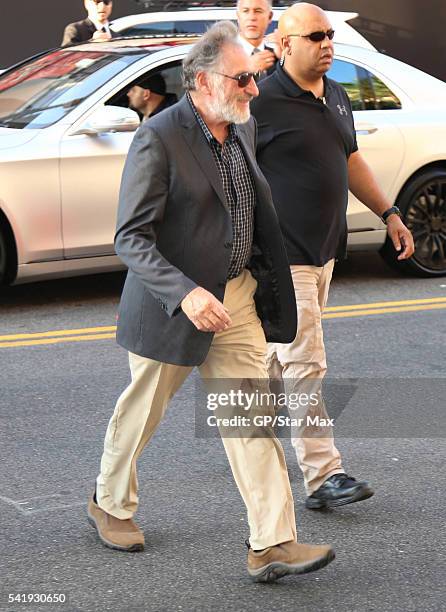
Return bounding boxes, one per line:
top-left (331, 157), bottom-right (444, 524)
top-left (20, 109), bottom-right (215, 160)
top-left (90, 18), bottom-right (110, 32)
top-left (275, 62), bottom-right (332, 99)
top-left (238, 35), bottom-right (265, 56)
top-left (186, 92), bottom-right (238, 145)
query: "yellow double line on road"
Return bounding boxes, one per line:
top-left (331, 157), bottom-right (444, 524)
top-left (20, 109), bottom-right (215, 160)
top-left (323, 296), bottom-right (446, 319)
top-left (0, 326), bottom-right (116, 348)
top-left (0, 296), bottom-right (445, 349)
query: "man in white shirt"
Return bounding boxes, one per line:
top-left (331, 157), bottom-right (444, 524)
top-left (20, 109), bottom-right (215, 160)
top-left (236, 0), bottom-right (278, 79)
top-left (62, 0), bottom-right (114, 46)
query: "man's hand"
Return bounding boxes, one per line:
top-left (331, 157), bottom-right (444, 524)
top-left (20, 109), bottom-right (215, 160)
top-left (386, 215), bottom-right (415, 260)
top-left (181, 287), bottom-right (232, 333)
top-left (265, 29), bottom-right (282, 59)
top-left (249, 49), bottom-right (276, 74)
top-left (348, 151), bottom-right (415, 260)
top-left (92, 30), bottom-right (112, 41)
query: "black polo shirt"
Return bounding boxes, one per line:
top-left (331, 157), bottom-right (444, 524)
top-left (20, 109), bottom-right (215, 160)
top-left (251, 63), bottom-right (358, 266)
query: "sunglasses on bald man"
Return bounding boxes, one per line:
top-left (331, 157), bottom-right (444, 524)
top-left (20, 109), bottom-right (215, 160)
top-left (288, 29), bottom-right (335, 43)
top-left (89, 0), bottom-right (112, 5)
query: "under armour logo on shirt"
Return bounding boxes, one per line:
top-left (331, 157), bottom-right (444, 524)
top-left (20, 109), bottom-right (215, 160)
top-left (337, 104), bottom-right (348, 116)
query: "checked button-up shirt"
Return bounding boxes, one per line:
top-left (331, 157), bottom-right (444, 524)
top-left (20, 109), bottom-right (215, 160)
top-left (187, 92), bottom-right (255, 280)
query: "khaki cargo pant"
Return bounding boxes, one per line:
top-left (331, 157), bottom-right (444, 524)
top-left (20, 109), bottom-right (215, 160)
top-left (97, 269), bottom-right (297, 550)
top-left (268, 259), bottom-right (343, 495)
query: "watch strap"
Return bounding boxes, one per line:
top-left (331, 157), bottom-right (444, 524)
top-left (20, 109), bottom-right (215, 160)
top-left (382, 206), bottom-right (402, 224)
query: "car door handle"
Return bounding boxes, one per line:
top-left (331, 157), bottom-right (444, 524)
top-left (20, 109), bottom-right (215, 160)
top-left (355, 123), bottom-right (378, 135)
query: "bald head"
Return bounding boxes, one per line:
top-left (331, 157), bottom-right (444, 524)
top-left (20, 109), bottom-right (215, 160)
top-left (278, 2), bottom-right (334, 87)
top-left (279, 3), bottom-right (330, 39)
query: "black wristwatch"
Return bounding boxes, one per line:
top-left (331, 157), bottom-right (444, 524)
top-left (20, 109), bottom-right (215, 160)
top-left (381, 205), bottom-right (402, 224)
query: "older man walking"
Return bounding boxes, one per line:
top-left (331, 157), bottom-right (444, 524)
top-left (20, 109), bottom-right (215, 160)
top-left (251, 3), bottom-right (414, 510)
top-left (87, 22), bottom-right (334, 582)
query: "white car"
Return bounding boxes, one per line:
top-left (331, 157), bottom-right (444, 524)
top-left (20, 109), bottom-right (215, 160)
top-left (110, 7), bottom-right (376, 51)
top-left (0, 35), bottom-right (445, 285)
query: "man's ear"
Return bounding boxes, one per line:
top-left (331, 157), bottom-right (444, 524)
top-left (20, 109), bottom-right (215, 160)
top-left (196, 71), bottom-right (213, 96)
top-left (282, 36), bottom-right (292, 55)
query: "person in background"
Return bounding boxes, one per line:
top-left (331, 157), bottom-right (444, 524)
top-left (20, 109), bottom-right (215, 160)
top-left (236, 0), bottom-right (277, 80)
top-left (62, 0), bottom-right (114, 46)
top-left (127, 74), bottom-right (177, 122)
top-left (251, 2), bottom-right (415, 511)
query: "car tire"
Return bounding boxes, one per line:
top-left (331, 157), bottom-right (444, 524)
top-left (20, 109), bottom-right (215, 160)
top-left (380, 168), bottom-right (446, 277)
top-left (0, 228), bottom-right (7, 284)
top-left (0, 223), bottom-right (17, 286)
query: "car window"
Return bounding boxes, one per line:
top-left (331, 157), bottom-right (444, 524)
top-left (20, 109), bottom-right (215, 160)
top-left (173, 20), bottom-right (226, 34)
top-left (118, 22), bottom-right (176, 36)
top-left (327, 59), bottom-right (363, 110)
top-left (118, 19), bottom-right (278, 37)
top-left (267, 20), bottom-right (278, 34)
top-left (119, 20), bottom-right (218, 36)
top-left (106, 61), bottom-right (184, 115)
top-left (369, 72), bottom-right (402, 109)
top-left (328, 59), bottom-right (401, 111)
top-left (0, 49), bottom-right (148, 129)
top-left (356, 67), bottom-right (376, 110)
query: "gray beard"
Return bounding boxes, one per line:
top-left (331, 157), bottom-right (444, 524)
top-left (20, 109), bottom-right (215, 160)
top-left (211, 85), bottom-right (251, 125)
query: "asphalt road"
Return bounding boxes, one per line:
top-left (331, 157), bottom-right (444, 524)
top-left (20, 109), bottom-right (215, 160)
top-left (0, 252), bottom-right (445, 612)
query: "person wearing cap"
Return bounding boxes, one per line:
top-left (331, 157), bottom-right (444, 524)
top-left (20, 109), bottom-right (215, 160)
top-left (62, 0), bottom-right (115, 46)
top-left (127, 74), bottom-right (177, 122)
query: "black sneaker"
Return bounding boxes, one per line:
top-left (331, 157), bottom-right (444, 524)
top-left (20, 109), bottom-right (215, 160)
top-left (305, 473), bottom-right (374, 510)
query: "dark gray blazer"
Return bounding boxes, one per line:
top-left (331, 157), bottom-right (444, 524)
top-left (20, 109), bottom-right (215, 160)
top-left (115, 95), bottom-right (297, 366)
top-left (61, 18), bottom-right (117, 46)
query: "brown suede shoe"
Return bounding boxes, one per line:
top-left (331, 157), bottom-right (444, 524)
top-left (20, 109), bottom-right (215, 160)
top-left (87, 495), bottom-right (144, 552)
top-left (247, 540), bottom-right (335, 582)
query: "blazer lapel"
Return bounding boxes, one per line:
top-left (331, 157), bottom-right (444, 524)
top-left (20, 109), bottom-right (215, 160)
top-left (178, 97), bottom-right (227, 210)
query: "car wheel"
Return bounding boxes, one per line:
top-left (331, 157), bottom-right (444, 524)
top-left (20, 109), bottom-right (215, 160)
top-left (0, 223), bottom-right (17, 286)
top-left (0, 229), bottom-right (7, 284)
top-left (380, 169), bottom-right (446, 277)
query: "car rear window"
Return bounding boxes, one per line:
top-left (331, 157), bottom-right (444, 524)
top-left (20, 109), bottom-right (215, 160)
top-left (118, 19), bottom-right (277, 37)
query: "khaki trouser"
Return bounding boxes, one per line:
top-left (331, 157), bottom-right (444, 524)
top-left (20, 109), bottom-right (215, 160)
top-left (267, 259), bottom-right (343, 495)
top-left (97, 269), bottom-right (297, 550)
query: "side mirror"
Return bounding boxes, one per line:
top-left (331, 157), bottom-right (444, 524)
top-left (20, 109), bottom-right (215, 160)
top-left (72, 105), bottom-right (140, 135)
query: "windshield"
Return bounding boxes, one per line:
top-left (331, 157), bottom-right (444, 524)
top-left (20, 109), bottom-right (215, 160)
top-left (0, 49), bottom-right (146, 129)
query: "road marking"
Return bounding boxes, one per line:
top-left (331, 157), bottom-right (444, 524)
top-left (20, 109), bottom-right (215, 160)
top-left (0, 333), bottom-right (116, 348)
top-left (323, 302), bottom-right (446, 319)
top-left (0, 325), bottom-right (116, 341)
top-left (324, 296), bottom-right (446, 312)
top-left (0, 296), bottom-right (445, 349)
top-left (0, 493), bottom-right (85, 515)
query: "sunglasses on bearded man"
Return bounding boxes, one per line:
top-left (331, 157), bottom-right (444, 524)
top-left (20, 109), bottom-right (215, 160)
top-left (213, 72), bottom-right (256, 88)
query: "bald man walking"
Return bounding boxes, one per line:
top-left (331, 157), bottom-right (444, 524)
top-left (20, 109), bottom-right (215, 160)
top-left (251, 3), bottom-right (414, 510)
